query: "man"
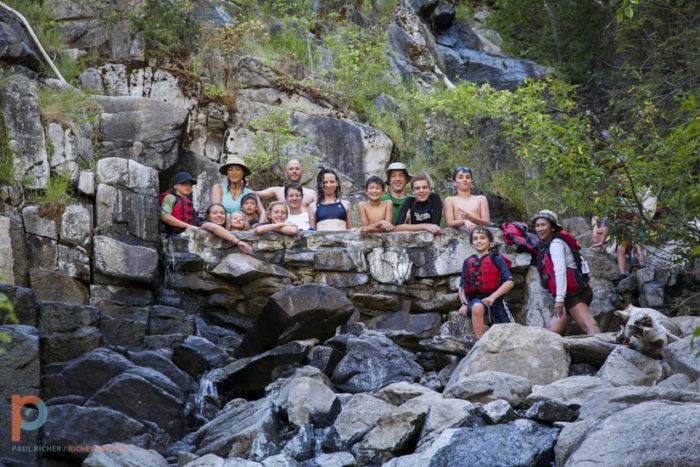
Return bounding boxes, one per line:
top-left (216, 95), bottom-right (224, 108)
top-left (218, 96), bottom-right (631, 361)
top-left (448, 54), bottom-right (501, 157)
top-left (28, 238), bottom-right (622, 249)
top-left (381, 162), bottom-right (413, 225)
top-left (255, 159), bottom-right (317, 208)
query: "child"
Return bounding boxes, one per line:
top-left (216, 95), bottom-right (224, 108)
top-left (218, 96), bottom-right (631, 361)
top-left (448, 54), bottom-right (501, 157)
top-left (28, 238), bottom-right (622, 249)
top-left (444, 166), bottom-right (490, 232)
top-left (229, 211), bottom-right (248, 232)
top-left (200, 204), bottom-right (253, 255)
top-left (240, 192), bottom-right (260, 228)
top-left (359, 175), bottom-right (394, 235)
top-left (395, 174), bottom-right (443, 235)
top-left (254, 201), bottom-right (299, 237)
top-left (458, 226), bottom-right (514, 339)
top-left (160, 171), bottom-right (200, 235)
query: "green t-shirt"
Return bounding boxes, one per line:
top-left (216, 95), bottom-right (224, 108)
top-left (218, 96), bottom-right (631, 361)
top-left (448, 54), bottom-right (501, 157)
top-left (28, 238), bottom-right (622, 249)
top-left (381, 192), bottom-right (414, 225)
top-left (160, 193), bottom-right (177, 217)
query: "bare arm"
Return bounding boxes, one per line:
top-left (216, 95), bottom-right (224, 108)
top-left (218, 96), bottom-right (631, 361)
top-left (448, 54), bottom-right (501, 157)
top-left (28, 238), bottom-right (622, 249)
top-left (210, 183), bottom-right (223, 205)
top-left (462, 196), bottom-right (491, 226)
top-left (344, 200), bottom-right (353, 229)
top-left (395, 223), bottom-right (443, 234)
top-left (201, 222), bottom-right (253, 255)
top-left (303, 188), bottom-right (317, 207)
top-left (255, 187), bottom-right (280, 201)
top-left (256, 196), bottom-right (268, 224)
top-left (161, 213), bottom-right (199, 230)
top-left (255, 223), bottom-right (299, 236)
top-left (488, 279), bottom-right (514, 301)
top-left (308, 203), bottom-right (317, 229)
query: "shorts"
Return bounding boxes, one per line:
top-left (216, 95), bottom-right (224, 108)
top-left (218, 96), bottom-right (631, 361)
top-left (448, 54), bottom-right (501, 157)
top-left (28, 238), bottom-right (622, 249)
top-left (468, 297), bottom-right (513, 325)
top-left (563, 286), bottom-right (593, 314)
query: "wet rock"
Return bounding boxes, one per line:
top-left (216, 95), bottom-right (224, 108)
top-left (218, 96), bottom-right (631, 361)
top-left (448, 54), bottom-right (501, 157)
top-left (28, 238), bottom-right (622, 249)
top-left (375, 381), bottom-right (438, 406)
top-left (326, 331), bottom-right (423, 393)
top-left (0, 284), bottom-right (36, 325)
top-left (38, 301), bottom-right (99, 334)
top-left (93, 236), bottom-right (158, 286)
top-left (276, 376), bottom-right (340, 428)
top-left (447, 324), bottom-right (569, 387)
top-left (323, 393), bottom-right (396, 451)
top-left (83, 442), bottom-right (168, 467)
top-left (444, 370), bottom-right (532, 406)
top-left (172, 336), bottom-right (232, 379)
top-left (524, 400), bottom-right (577, 424)
top-left (662, 335), bottom-right (700, 379)
top-left (480, 399), bottom-right (517, 425)
top-left (238, 284), bottom-right (353, 356)
top-left (281, 424), bottom-right (322, 462)
top-left (149, 305), bottom-right (195, 336)
top-left (524, 376), bottom-right (612, 409)
top-left (596, 347), bottom-right (664, 386)
top-left (127, 349), bottom-right (192, 392)
top-left (29, 268), bottom-right (89, 304)
top-left (430, 1), bottom-right (455, 31)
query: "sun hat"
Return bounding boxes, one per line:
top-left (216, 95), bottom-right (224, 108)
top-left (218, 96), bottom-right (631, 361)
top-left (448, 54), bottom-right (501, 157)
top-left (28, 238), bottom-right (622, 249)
top-left (531, 209), bottom-right (563, 231)
top-left (219, 155), bottom-right (252, 176)
top-left (173, 171), bottom-right (196, 185)
top-left (384, 162), bottom-right (412, 184)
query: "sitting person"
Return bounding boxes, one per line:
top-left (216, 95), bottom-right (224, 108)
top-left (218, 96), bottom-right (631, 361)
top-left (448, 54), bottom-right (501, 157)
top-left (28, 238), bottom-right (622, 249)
top-left (160, 171), bottom-right (200, 235)
top-left (240, 192), bottom-right (260, 228)
top-left (285, 183), bottom-right (310, 231)
top-left (458, 227), bottom-right (514, 339)
top-left (359, 175), bottom-right (393, 235)
top-left (395, 174), bottom-right (443, 235)
top-left (200, 204), bottom-right (253, 255)
top-left (380, 162), bottom-right (413, 225)
top-left (255, 201), bottom-right (299, 236)
top-left (308, 168), bottom-right (353, 231)
top-left (255, 159), bottom-right (318, 208)
top-left (444, 166), bottom-right (490, 232)
top-left (211, 155), bottom-right (266, 222)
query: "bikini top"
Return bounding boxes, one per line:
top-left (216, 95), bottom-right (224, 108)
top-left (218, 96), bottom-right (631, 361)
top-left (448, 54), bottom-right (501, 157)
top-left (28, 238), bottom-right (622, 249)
top-left (316, 201), bottom-right (347, 223)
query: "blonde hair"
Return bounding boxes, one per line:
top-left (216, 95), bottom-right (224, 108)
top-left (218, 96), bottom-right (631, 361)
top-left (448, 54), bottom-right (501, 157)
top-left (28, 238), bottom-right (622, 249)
top-left (267, 201), bottom-right (288, 220)
top-left (229, 211), bottom-right (249, 231)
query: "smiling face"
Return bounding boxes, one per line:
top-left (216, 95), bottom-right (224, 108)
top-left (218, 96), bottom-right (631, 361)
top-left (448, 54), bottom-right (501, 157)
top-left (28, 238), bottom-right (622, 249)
top-left (229, 212), bottom-right (247, 230)
top-left (534, 218), bottom-right (554, 241)
top-left (388, 170), bottom-right (408, 193)
top-left (411, 179), bottom-right (431, 202)
top-left (226, 165), bottom-right (245, 184)
top-left (174, 182), bottom-right (194, 196)
top-left (365, 181), bottom-right (384, 201)
top-left (270, 204), bottom-right (288, 223)
top-left (207, 204), bottom-right (227, 226)
top-left (285, 160), bottom-right (303, 182)
top-left (241, 199), bottom-right (257, 215)
top-left (453, 170), bottom-right (473, 192)
top-left (285, 187), bottom-right (303, 209)
top-left (471, 231), bottom-right (491, 253)
top-left (322, 173), bottom-right (338, 197)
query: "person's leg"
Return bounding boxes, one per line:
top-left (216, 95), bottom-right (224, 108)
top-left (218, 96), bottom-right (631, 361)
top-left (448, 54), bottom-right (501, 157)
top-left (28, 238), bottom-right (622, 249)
top-left (471, 303), bottom-right (485, 339)
top-left (635, 244), bottom-right (646, 267)
top-left (617, 242), bottom-right (628, 274)
top-left (569, 302), bottom-right (601, 335)
top-left (545, 312), bottom-right (571, 335)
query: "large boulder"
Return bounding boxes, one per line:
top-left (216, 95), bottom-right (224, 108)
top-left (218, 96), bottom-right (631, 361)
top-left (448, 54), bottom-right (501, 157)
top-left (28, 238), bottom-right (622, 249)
top-left (172, 336), bottom-right (232, 379)
top-left (326, 331), bottom-right (423, 393)
top-left (0, 9), bottom-right (44, 71)
top-left (448, 324), bottom-right (569, 387)
top-left (443, 370), bottom-right (532, 406)
top-left (0, 284), bottom-right (36, 325)
top-left (238, 284), bottom-right (354, 356)
top-left (0, 216), bottom-right (28, 286)
top-left (577, 386), bottom-right (700, 421)
top-left (524, 376), bottom-right (612, 409)
top-left (662, 335), bottom-right (700, 379)
top-left (274, 375), bottom-right (340, 428)
top-left (211, 253), bottom-right (294, 284)
top-left (83, 443), bottom-right (168, 467)
top-left (596, 347), bottom-right (664, 387)
top-left (93, 236), bottom-right (158, 286)
top-left (29, 268), bottom-right (89, 304)
top-left (323, 393), bottom-right (396, 451)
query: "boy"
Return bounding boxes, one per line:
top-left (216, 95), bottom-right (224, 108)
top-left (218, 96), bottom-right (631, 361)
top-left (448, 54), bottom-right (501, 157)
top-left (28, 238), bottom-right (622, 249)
top-left (444, 166), bottom-right (490, 232)
top-left (240, 192), bottom-right (260, 228)
top-left (458, 226), bottom-right (514, 339)
top-left (359, 175), bottom-right (394, 235)
top-left (395, 174), bottom-right (443, 235)
top-left (160, 171), bottom-right (200, 235)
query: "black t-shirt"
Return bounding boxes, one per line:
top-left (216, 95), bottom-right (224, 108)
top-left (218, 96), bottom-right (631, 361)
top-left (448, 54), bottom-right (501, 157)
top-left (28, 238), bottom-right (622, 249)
top-left (397, 192), bottom-right (442, 225)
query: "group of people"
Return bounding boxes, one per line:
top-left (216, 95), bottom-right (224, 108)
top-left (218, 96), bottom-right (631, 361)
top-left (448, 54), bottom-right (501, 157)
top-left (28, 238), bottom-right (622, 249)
top-left (161, 158), bottom-right (600, 338)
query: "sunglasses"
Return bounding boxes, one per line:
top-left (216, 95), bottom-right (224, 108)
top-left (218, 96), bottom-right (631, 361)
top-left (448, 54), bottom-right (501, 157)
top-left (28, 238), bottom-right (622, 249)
top-left (454, 166), bottom-right (472, 176)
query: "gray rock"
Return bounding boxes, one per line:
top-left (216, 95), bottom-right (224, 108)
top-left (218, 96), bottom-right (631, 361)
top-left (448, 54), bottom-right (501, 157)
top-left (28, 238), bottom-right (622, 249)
top-left (22, 205), bottom-right (58, 239)
top-left (90, 284), bottom-right (154, 306)
top-left (366, 246), bottom-right (414, 285)
top-left (323, 393), bottom-right (396, 451)
top-left (275, 376), bottom-right (340, 428)
top-left (95, 157), bottom-right (159, 195)
top-left (99, 304), bottom-right (148, 347)
top-left (79, 170), bottom-right (96, 195)
top-left (308, 345), bottom-right (343, 377)
top-left (38, 301), bottom-right (99, 333)
top-left (430, 1), bottom-right (455, 30)
top-left (524, 400), bottom-right (577, 423)
top-left (327, 331), bottom-right (423, 393)
top-left (83, 442), bottom-right (168, 467)
top-left (444, 370), bottom-right (532, 406)
top-left (662, 335), bottom-right (700, 379)
top-left (655, 373), bottom-right (691, 391)
top-left (301, 452), bottom-right (355, 467)
top-left (238, 284), bottom-right (353, 356)
top-left (577, 385), bottom-right (700, 421)
top-left (149, 305), bottom-right (195, 336)
top-left (316, 272), bottom-right (369, 288)
top-left (480, 399), bottom-right (517, 424)
top-left (418, 335), bottom-right (474, 356)
top-left (562, 401), bottom-right (700, 466)
top-left (47, 122), bottom-right (79, 182)
top-left (0, 284), bottom-right (36, 325)
top-left (522, 267), bottom-right (554, 328)
top-left (262, 453), bottom-right (299, 467)
top-left (640, 281), bottom-right (665, 308)
top-left (57, 244), bottom-right (91, 281)
top-left (0, 9), bottom-right (43, 71)
top-left (0, 325), bottom-right (39, 401)
top-left (172, 336), bottom-right (232, 379)
top-left (96, 183), bottom-right (159, 243)
top-left (41, 325), bottom-right (101, 364)
top-left (0, 215), bottom-right (28, 287)
top-left (30, 267), bottom-right (89, 304)
top-left (280, 424), bottom-right (320, 462)
top-left (596, 346), bottom-right (664, 386)
top-left (93, 236), bottom-right (158, 285)
top-left (185, 454), bottom-right (260, 466)
top-left (415, 394), bottom-right (484, 447)
top-left (212, 253), bottom-right (294, 283)
top-left (0, 75), bottom-right (49, 188)
top-left (374, 381), bottom-right (438, 406)
top-left (447, 324), bottom-right (569, 387)
top-left (524, 376), bottom-right (612, 409)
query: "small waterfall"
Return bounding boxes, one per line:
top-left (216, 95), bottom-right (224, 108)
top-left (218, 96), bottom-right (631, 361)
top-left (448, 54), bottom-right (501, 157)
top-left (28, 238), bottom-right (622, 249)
top-left (194, 371), bottom-right (219, 419)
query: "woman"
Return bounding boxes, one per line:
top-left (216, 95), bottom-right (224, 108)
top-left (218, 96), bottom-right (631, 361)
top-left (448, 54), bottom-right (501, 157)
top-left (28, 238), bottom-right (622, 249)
top-left (532, 209), bottom-right (600, 335)
top-left (308, 168), bottom-right (352, 231)
top-left (254, 202), bottom-right (299, 237)
top-left (200, 203), bottom-right (254, 255)
top-left (210, 156), bottom-right (266, 223)
top-left (285, 182), bottom-right (310, 231)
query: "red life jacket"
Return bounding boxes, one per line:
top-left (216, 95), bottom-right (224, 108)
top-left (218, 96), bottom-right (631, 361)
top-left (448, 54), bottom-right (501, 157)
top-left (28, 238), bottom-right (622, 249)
top-left (462, 253), bottom-right (512, 297)
top-left (537, 230), bottom-right (588, 298)
top-left (159, 190), bottom-right (198, 233)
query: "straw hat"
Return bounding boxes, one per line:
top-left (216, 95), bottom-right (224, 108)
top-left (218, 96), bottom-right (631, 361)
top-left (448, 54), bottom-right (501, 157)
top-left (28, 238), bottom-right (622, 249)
top-left (384, 162), bottom-right (412, 184)
top-left (219, 155), bottom-right (252, 176)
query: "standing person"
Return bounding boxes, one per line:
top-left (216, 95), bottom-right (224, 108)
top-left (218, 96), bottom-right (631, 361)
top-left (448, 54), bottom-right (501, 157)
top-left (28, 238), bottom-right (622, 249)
top-left (395, 174), bottom-right (443, 235)
top-left (381, 162), bottom-right (413, 225)
top-left (444, 166), bottom-right (491, 232)
top-left (359, 175), bottom-right (394, 235)
top-left (160, 171), bottom-right (200, 235)
top-left (285, 183), bottom-right (310, 231)
top-left (532, 210), bottom-right (601, 335)
top-left (240, 192), bottom-right (260, 228)
top-left (255, 202), bottom-right (299, 237)
top-left (458, 227), bottom-right (514, 339)
top-left (308, 168), bottom-right (353, 231)
top-left (255, 159), bottom-right (317, 208)
top-left (200, 203), bottom-right (253, 254)
top-left (211, 156), bottom-right (266, 222)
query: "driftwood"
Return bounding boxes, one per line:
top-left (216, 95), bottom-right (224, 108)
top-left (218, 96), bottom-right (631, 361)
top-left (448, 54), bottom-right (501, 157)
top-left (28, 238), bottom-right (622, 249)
top-left (562, 332), bottom-right (620, 366)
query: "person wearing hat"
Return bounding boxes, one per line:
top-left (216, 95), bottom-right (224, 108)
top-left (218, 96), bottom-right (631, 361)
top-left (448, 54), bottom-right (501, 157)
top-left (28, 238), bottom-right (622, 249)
top-left (532, 209), bottom-right (600, 335)
top-left (254, 159), bottom-right (317, 209)
top-left (160, 171), bottom-right (200, 235)
top-left (444, 166), bottom-right (491, 232)
top-left (211, 156), bottom-right (266, 223)
top-left (380, 162), bottom-right (413, 225)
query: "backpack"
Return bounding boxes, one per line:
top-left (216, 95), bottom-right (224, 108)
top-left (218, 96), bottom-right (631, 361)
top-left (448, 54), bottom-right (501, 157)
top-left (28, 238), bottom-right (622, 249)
top-left (159, 190), bottom-right (199, 234)
top-left (462, 252), bottom-right (513, 297)
top-left (500, 221), bottom-right (540, 256)
top-left (537, 230), bottom-right (589, 298)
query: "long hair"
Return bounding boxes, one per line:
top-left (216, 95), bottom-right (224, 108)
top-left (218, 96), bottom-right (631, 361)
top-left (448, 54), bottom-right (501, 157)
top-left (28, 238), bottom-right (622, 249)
top-left (267, 201), bottom-right (289, 221)
top-left (316, 168), bottom-right (342, 203)
top-left (205, 203), bottom-right (227, 226)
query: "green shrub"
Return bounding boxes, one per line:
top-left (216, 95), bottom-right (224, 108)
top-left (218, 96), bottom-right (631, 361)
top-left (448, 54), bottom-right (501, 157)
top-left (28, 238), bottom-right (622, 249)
top-left (37, 170), bottom-right (73, 207)
top-left (132, 0), bottom-right (198, 57)
top-left (37, 86), bottom-right (102, 137)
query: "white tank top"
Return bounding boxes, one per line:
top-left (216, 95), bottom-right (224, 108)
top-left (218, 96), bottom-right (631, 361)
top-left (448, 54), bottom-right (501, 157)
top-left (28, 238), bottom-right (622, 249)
top-left (287, 211), bottom-right (310, 231)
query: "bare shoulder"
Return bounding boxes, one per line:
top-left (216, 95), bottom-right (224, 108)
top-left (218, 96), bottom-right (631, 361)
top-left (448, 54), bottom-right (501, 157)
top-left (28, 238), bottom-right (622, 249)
top-left (342, 200), bottom-right (352, 209)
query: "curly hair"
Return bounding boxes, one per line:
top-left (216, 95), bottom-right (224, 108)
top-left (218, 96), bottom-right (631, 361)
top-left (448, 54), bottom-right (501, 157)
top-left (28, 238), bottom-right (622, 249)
top-left (316, 168), bottom-right (342, 203)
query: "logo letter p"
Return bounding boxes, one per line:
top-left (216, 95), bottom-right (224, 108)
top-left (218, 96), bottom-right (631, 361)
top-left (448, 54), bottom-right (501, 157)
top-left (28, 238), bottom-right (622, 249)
top-left (11, 395), bottom-right (47, 442)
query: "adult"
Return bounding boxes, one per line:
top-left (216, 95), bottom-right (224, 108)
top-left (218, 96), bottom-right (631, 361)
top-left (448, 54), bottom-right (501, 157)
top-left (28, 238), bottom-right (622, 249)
top-left (285, 182), bottom-right (310, 231)
top-left (532, 210), bottom-right (600, 335)
top-left (210, 155), bottom-right (266, 222)
top-left (255, 159), bottom-right (317, 208)
top-left (308, 168), bottom-right (352, 231)
top-left (381, 162), bottom-right (413, 225)
top-left (200, 203), bottom-right (253, 255)
top-left (395, 174), bottom-right (443, 235)
top-left (444, 166), bottom-right (490, 232)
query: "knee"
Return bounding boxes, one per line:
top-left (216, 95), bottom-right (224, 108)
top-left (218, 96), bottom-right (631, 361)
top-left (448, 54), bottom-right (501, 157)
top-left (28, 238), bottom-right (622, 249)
top-left (472, 304), bottom-right (485, 317)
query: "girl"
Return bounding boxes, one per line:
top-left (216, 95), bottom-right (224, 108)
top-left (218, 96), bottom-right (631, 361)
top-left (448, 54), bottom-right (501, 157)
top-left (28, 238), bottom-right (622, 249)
top-left (308, 168), bottom-right (353, 231)
top-left (458, 226), bottom-right (514, 339)
top-left (285, 183), bottom-right (310, 231)
top-left (255, 202), bottom-right (299, 237)
top-left (200, 204), bottom-right (253, 255)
